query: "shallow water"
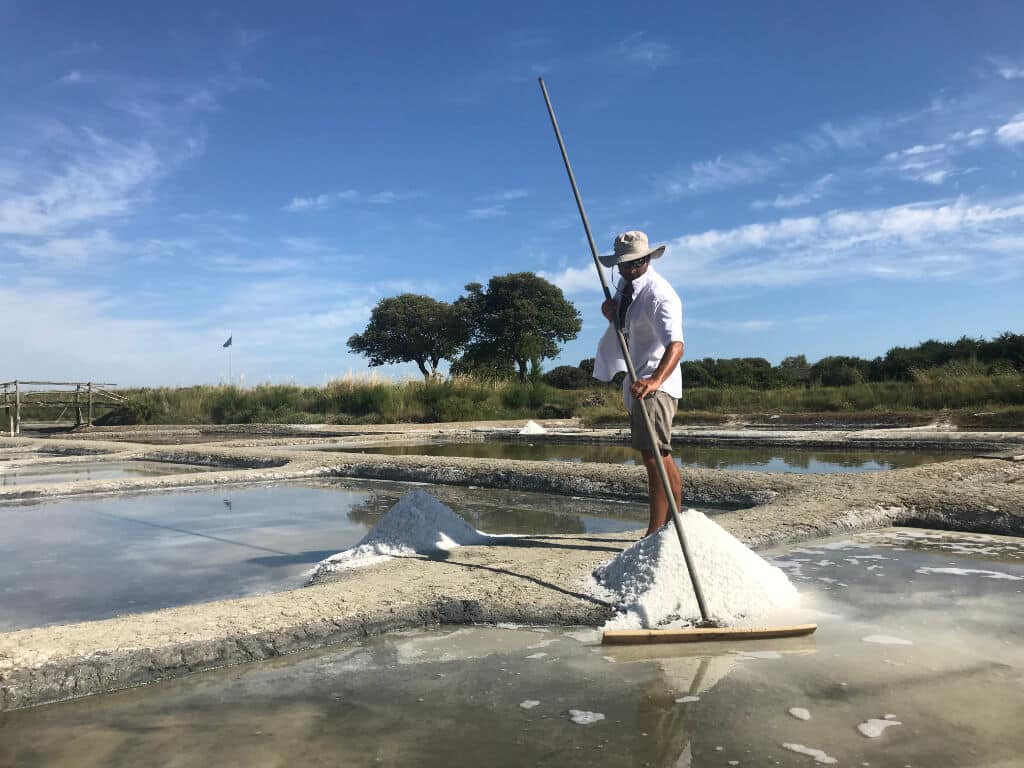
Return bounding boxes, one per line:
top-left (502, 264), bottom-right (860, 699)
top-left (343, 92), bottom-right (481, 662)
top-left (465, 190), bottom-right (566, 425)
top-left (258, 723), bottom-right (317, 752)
top-left (1, 529), bottom-right (1020, 767)
top-left (0, 459), bottom-right (220, 487)
top-left (333, 441), bottom-right (956, 473)
top-left (0, 480), bottom-right (668, 631)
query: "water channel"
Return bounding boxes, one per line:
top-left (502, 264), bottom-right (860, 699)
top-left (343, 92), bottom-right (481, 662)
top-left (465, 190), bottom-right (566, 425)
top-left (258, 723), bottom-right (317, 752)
top-left (1, 528), bottom-right (1019, 767)
top-left (333, 442), bottom-right (959, 474)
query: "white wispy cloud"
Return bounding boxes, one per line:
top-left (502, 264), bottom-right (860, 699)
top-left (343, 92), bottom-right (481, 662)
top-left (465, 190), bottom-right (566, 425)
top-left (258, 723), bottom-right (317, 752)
top-left (670, 153), bottom-right (781, 195)
top-left (487, 189), bottom-right (529, 201)
top-left (0, 131), bottom-right (161, 236)
top-left (996, 113), bottom-right (1024, 146)
top-left (753, 173), bottom-right (837, 209)
top-left (546, 194), bottom-right (1024, 293)
top-left (467, 204), bottom-right (507, 219)
top-left (283, 189), bottom-right (411, 211)
top-left (687, 318), bottom-right (775, 331)
top-left (283, 190), bottom-right (359, 212)
top-left (988, 56), bottom-right (1024, 80)
top-left (8, 228), bottom-right (122, 265)
top-left (610, 33), bottom-right (675, 70)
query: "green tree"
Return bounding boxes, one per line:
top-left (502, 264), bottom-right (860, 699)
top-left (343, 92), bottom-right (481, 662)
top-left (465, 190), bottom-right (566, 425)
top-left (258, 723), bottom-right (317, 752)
top-left (455, 273), bottom-right (582, 383)
top-left (347, 294), bottom-right (468, 380)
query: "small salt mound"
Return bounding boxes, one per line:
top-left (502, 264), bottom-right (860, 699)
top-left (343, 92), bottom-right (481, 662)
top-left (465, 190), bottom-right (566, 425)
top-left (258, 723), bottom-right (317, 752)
top-left (593, 509), bottom-right (799, 629)
top-left (519, 420), bottom-right (547, 435)
top-left (313, 489), bottom-right (488, 575)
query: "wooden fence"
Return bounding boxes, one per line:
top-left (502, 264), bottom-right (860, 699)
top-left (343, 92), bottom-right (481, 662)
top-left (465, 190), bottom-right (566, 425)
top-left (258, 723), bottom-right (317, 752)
top-left (0, 381), bottom-right (128, 436)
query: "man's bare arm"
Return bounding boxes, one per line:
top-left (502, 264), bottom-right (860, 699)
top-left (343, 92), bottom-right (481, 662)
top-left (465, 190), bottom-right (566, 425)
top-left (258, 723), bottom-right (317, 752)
top-left (630, 341), bottom-right (684, 399)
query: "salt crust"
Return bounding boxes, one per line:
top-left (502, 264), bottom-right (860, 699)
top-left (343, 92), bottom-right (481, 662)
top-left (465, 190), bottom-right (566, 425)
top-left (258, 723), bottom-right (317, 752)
top-left (519, 420), bottom-right (547, 435)
top-left (314, 489), bottom-right (493, 575)
top-left (592, 509), bottom-right (799, 629)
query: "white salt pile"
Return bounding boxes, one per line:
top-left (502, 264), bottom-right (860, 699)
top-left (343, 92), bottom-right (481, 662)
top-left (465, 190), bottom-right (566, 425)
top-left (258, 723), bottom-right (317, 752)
top-left (592, 509), bottom-right (799, 629)
top-left (519, 420), bottom-right (547, 435)
top-left (313, 489), bottom-right (489, 575)
top-left (788, 707), bottom-right (812, 720)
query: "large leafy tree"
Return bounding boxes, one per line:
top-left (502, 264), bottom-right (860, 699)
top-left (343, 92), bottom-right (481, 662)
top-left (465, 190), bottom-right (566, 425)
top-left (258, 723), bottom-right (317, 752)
top-left (455, 273), bottom-right (581, 382)
top-left (347, 294), bottom-right (468, 380)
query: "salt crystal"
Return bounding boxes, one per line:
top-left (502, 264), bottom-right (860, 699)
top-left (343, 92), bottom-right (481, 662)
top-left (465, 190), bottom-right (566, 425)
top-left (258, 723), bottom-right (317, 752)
top-left (788, 707), bottom-right (811, 720)
top-left (858, 717), bottom-right (902, 737)
top-left (781, 743), bottom-right (838, 764)
top-left (675, 695), bottom-right (700, 703)
top-left (568, 709), bottom-right (605, 725)
top-left (519, 700), bottom-right (540, 710)
top-left (525, 652), bottom-right (547, 660)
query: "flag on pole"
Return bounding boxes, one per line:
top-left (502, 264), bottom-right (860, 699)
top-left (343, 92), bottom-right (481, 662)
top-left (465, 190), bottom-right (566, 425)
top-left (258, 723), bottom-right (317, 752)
top-left (223, 336), bottom-right (233, 348)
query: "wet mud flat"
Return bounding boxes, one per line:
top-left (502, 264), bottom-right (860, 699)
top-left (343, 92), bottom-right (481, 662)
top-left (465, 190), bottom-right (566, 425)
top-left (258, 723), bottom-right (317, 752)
top-left (0, 423), bottom-right (1021, 711)
top-left (1, 529), bottom-right (1021, 767)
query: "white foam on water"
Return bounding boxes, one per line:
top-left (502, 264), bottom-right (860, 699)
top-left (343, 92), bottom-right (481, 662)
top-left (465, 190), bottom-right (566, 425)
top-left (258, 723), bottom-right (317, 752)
top-left (788, 707), bottom-right (812, 720)
top-left (520, 420), bottom-right (547, 435)
top-left (592, 510), bottom-right (799, 629)
top-left (862, 634), bottom-right (913, 645)
top-left (519, 700), bottom-right (540, 710)
top-left (675, 695), bottom-right (700, 703)
top-left (568, 709), bottom-right (605, 725)
top-left (916, 567), bottom-right (1023, 581)
top-left (781, 743), bottom-right (838, 764)
top-left (565, 628), bottom-right (601, 644)
top-left (313, 489), bottom-right (495, 574)
top-left (858, 717), bottom-right (903, 737)
top-left (733, 650), bottom-right (783, 660)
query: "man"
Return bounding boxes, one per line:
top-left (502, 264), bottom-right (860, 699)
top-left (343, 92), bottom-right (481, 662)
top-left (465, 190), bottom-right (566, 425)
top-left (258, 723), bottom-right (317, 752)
top-left (593, 231), bottom-right (684, 536)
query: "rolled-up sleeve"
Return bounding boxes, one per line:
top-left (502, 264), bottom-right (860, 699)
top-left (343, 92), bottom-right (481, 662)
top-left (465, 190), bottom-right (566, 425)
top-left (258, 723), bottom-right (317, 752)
top-left (654, 295), bottom-right (684, 345)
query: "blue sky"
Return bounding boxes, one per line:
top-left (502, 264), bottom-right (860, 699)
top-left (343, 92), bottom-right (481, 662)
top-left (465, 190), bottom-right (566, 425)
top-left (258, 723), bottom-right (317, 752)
top-left (2, 1), bottom-right (1023, 386)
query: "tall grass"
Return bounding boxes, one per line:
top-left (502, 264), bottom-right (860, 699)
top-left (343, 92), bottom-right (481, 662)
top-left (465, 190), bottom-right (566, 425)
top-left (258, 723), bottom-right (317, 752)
top-left (82, 372), bottom-right (1024, 427)
top-left (103, 377), bottom-right (582, 426)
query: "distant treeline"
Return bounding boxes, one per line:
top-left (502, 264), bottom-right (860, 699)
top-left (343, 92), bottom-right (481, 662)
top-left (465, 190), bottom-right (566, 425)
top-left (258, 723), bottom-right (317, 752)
top-left (542, 332), bottom-right (1024, 390)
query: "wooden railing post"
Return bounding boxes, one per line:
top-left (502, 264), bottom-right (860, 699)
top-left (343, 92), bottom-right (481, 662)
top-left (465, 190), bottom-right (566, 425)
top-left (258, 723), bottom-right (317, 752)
top-left (14, 380), bottom-right (20, 436)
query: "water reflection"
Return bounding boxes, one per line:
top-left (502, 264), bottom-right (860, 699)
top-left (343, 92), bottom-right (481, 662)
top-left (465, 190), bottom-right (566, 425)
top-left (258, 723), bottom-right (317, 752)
top-left (0, 460), bottom-right (219, 487)
top-left (0, 481), bottom-right (648, 631)
top-left (338, 441), bottom-right (954, 473)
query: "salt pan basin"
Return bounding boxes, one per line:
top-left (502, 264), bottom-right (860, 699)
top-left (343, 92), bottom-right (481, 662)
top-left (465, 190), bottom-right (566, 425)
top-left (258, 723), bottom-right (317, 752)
top-left (2, 528), bottom-right (1020, 767)
top-left (0, 481), bottom-right (652, 631)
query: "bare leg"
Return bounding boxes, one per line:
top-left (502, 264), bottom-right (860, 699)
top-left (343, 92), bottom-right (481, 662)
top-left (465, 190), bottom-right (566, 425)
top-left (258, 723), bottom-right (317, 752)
top-left (641, 450), bottom-right (682, 536)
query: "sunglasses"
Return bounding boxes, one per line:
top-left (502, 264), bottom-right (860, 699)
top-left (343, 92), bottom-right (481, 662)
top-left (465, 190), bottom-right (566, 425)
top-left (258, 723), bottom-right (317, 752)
top-left (617, 256), bottom-right (649, 271)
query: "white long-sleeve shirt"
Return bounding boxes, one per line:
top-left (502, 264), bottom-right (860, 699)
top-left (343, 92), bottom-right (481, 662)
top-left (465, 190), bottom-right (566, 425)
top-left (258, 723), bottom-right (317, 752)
top-left (592, 266), bottom-right (684, 412)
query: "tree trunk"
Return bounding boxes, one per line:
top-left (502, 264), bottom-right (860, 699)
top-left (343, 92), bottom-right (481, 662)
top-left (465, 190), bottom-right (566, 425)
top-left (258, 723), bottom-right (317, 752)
top-left (415, 359), bottom-right (431, 380)
top-left (516, 359), bottom-right (527, 382)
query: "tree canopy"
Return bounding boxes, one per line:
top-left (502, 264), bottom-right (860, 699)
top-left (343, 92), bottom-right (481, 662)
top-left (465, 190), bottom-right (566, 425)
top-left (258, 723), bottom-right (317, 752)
top-left (346, 294), bottom-right (467, 380)
top-left (455, 273), bottom-right (581, 382)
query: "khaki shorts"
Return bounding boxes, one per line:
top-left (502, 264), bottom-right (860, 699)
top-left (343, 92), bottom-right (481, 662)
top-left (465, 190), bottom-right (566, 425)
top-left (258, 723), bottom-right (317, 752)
top-left (629, 390), bottom-right (677, 454)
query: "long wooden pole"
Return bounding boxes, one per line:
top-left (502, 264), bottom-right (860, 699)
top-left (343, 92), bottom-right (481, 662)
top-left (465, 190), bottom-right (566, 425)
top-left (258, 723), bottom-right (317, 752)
top-left (14, 380), bottom-right (20, 436)
top-left (538, 77), bottom-right (711, 625)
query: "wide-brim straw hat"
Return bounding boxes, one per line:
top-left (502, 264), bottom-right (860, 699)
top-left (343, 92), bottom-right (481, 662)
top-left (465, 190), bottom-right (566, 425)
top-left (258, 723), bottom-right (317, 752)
top-left (598, 230), bottom-right (666, 267)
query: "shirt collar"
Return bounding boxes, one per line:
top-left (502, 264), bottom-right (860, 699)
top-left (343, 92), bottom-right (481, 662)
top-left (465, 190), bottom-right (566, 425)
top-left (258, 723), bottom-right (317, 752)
top-left (619, 264), bottom-right (656, 295)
